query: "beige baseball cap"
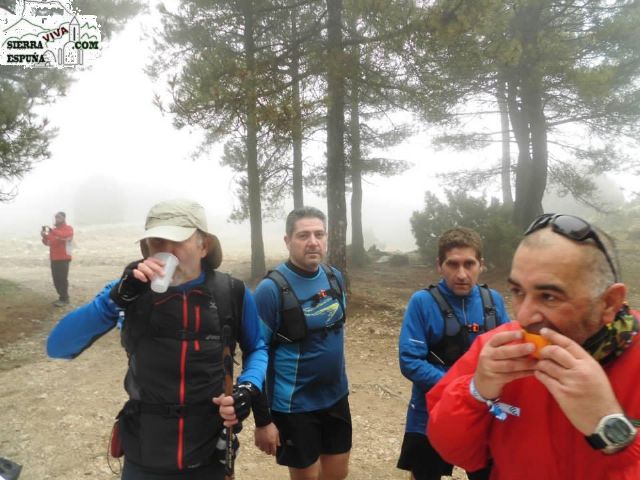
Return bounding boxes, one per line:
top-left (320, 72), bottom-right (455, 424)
top-left (139, 198), bottom-right (222, 269)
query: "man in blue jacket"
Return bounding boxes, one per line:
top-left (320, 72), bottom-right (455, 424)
top-left (47, 198), bottom-right (267, 480)
top-left (397, 227), bottom-right (510, 480)
top-left (252, 206), bottom-right (349, 480)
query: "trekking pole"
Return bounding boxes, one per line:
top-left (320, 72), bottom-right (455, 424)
top-left (222, 325), bottom-right (235, 480)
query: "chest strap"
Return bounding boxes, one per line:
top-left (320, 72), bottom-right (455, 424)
top-left (122, 400), bottom-right (219, 418)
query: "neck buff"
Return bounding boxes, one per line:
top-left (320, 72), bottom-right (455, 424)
top-left (582, 304), bottom-right (639, 365)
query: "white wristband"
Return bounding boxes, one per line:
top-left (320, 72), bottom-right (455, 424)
top-left (469, 378), bottom-right (507, 421)
top-left (469, 378), bottom-right (496, 403)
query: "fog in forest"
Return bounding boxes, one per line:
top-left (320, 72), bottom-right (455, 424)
top-left (0, 4), bottom-right (637, 257)
top-left (0, 13), bottom-right (466, 253)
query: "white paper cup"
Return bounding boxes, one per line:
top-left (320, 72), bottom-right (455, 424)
top-left (150, 252), bottom-right (179, 293)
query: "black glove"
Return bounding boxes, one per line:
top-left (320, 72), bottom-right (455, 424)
top-left (109, 260), bottom-right (149, 308)
top-left (231, 382), bottom-right (259, 423)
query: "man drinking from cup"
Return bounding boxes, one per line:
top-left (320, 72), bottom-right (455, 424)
top-left (46, 198), bottom-right (268, 480)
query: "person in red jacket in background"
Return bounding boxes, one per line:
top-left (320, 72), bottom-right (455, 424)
top-left (427, 214), bottom-right (640, 479)
top-left (41, 211), bottom-right (74, 306)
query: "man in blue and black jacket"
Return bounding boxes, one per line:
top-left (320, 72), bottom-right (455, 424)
top-left (47, 199), bottom-right (267, 480)
top-left (397, 227), bottom-right (510, 480)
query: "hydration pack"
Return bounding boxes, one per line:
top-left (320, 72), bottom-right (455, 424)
top-left (116, 269), bottom-right (244, 471)
top-left (426, 284), bottom-right (497, 367)
top-left (266, 264), bottom-right (345, 344)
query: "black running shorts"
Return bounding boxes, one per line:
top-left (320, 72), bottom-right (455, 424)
top-left (397, 432), bottom-right (491, 480)
top-left (397, 431), bottom-right (453, 480)
top-left (272, 395), bottom-right (352, 469)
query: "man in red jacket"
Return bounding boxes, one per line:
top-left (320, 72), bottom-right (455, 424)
top-left (427, 214), bottom-right (640, 479)
top-left (41, 211), bottom-right (74, 306)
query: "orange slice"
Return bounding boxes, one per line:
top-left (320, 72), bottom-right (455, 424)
top-left (522, 330), bottom-right (551, 359)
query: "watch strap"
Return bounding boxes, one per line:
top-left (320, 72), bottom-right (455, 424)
top-left (586, 432), bottom-right (608, 450)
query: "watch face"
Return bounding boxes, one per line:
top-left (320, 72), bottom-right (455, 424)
top-left (604, 417), bottom-right (634, 444)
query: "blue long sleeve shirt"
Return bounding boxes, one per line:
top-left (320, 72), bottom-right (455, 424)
top-left (398, 279), bottom-right (510, 434)
top-left (47, 274), bottom-right (267, 390)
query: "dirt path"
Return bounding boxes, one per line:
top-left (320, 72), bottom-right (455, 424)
top-left (0, 227), bottom-right (469, 480)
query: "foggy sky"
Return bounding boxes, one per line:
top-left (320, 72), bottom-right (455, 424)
top-left (0, 5), bottom-right (636, 256)
top-left (0, 9), bottom-right (444, 252)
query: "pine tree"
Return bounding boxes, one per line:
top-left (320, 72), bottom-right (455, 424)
top-left (411, 0), bottom-right (640, 228)
top-left (0, 0), bottom-right (142, 200)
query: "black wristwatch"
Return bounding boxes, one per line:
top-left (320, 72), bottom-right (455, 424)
top-left (585, 414), bottom-right (637, 454)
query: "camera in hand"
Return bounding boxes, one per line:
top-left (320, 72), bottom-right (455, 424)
top-left (41, 225), bottom-right (50, 234)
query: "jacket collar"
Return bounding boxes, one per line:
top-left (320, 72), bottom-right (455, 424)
top-left (437, 278), bottom-right (479, 302)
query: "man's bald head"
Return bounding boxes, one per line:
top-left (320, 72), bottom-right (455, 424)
top-left (519, 227), bottom-right (616, 298)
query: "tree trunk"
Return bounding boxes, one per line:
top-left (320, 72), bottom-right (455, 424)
top-left (524, 76), bottom-right (548, 224)
top-left (325, 0), bottom-right (347, 273)
top-left (242, 0), bottom-right (266, 278)
top-left (509, 4), bottom-right (546, 231)
top-left (348, 18), bottom-right (366, 267)
top-left (508, 77), bottom-right (536, 231)
top-left (511, 82), bottom-right (546, 230)
top-left (497, 76), bottom-right (513, 207)
top-left (290, 8), bottom-right (304, 209)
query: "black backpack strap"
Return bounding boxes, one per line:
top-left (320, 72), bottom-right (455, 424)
top-left (267, 270), bottom-right (299, 317)
top-left (319, 264), bottom-right (346, 323)
top-left (478, 284), bottom-right (497, 331)
top-left (266, 269), bottom-right (307, 344)
top-left (425, 285), bottom-right (466, 366)
top-left (230, 276), bottom-right (245, 341)
top-left (123, 399), bottom-right (218, 418)
top-left (426, 285), bottom-right (462, 335)
top-left (149, 329), bottom-right (222, 341)
top-left (206, 270), bottom-right (243, 356)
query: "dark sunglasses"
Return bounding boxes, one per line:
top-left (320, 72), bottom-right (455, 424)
top-left (524, 213), bottom-right (618, 282)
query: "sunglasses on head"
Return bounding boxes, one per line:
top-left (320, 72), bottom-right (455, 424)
top-left (524, 213), bottom-right (618, 282)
